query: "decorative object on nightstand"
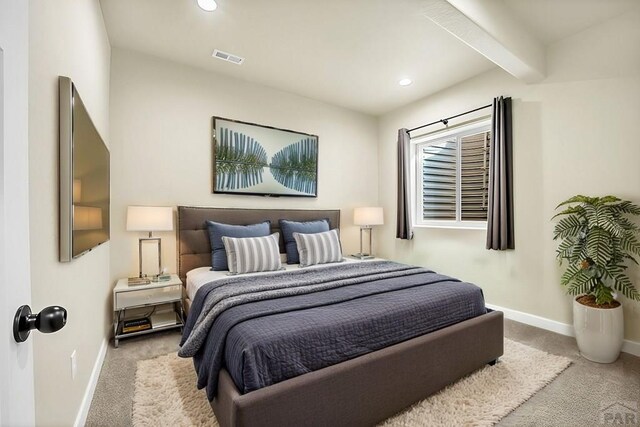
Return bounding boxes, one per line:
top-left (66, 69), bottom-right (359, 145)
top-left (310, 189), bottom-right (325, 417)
top-left (127, 206), bottom-right (173, 278)
top-left (352, 207), bottom-right (384, 259)
top-left (122, 318), bottom-right (151, 334)
top-left (113, 274), bottom-right (184, 348)
top-left (127, 277), bottom-right (151, 286)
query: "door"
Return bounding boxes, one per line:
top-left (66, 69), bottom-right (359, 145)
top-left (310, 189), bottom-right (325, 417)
top-left (0, 0), bottom-right (35, 425)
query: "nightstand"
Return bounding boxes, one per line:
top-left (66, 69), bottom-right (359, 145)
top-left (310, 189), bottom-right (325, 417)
top-left (112, 274), bottom-right (184, 348)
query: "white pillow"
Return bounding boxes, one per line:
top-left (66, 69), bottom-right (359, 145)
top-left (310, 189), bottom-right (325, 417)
top-left (293, 229), bottom-right (343, 267)
top-left (222, 232), bottom-right (282, 275)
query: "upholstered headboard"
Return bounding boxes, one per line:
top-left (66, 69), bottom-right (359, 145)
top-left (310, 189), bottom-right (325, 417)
top-left (177, 206), bottom-right (341, 283)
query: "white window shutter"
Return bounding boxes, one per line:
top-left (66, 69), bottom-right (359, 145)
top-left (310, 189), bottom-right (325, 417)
top-left (460, 132), bottom-right (490, 221)
top-left (417, 125), bottom-right (491, 225)
top-left (421, 139), bottom-right (457, 220)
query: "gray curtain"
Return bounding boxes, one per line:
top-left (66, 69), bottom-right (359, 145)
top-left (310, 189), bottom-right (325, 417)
top-left (486, 96), bottom-right (514, 250)
top-left (396, 128), bottom-right (413, 240)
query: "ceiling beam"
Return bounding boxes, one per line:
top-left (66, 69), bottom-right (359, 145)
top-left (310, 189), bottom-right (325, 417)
top-left (423, 0), bottom-right (546, 83)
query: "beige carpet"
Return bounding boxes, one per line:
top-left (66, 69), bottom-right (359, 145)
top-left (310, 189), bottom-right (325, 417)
top-left (132, 339), bottom-right (570, 427)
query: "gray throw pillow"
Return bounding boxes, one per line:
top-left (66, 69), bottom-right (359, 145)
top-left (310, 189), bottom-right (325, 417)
top-left (279, 219), bottom-right (329, 264)
top-left (222, 233), bottom-right (282, 275)
top-left (293, 229), bottom-right (343, 267)
top-left (206, 220), bottom-right (271, 271)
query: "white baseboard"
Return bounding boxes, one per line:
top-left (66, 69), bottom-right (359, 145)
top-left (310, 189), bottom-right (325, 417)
top-left (622, 338), bottom-right (640, 357)
top-left (74, 338), bottom-right (107, 427)
top-left (486, 303), bottom-right (640, 358)
top-left (486, 303), bottom-right (575, 337)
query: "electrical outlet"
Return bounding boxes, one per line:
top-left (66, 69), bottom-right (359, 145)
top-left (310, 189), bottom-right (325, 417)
top-left (70, 350), bottom-right (77, 380)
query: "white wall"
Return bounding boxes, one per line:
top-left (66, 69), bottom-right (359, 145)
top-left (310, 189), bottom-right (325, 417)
top-left (0, 0), bottom-right (34, 425)
top-left (378, 10), bottom-right (640, 343)
top-left (28, 0), bottom-right (111, 425)
top-left (109, 48), bottom-right (379, 281)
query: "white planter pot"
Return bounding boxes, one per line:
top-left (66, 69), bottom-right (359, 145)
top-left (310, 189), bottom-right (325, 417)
top-left (573, 297), bottom-right (624, 363)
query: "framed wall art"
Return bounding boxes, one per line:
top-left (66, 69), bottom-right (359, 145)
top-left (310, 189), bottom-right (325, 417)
top-left (212, 117), bottom-right (319, 197)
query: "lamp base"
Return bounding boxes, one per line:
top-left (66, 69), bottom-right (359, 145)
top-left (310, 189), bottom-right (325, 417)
top-left (351, 253), bottom-right (374, 260)
top-left (138, 237), bottom-right (162, 278)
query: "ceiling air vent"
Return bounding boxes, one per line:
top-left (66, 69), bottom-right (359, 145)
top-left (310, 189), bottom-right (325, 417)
top-left (212, 49), bottom-right (245, 65)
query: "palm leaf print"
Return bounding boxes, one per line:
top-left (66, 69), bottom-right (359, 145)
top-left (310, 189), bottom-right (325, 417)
top-left (269, 138), bottom-right (318, 194)
top-left (215, 128), bottom-right (268, 191)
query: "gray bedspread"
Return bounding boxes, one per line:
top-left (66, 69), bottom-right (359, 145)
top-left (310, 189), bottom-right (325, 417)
top-left (179, 261), bottom-right (486, 401)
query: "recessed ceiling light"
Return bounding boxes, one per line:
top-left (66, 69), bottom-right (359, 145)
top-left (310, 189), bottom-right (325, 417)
top-left (197, 0), bottom-right (217, 12)
top-left (398, 78), bottom-right (412, 86)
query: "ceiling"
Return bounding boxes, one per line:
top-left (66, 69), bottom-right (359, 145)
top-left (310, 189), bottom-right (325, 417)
top-left (100, 0), bottom-right (638, 116)
top-left (503, 0), bottom-right (639, 45)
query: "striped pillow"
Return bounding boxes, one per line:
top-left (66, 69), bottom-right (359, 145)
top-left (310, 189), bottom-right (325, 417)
top-left (222, 233), bottom-right (282, 275)
top-left (293, 229), bottom-right (343, 267)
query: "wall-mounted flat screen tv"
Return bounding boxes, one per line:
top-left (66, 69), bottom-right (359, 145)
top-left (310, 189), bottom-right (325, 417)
top-left (59, 76), bottom-right (110, 261)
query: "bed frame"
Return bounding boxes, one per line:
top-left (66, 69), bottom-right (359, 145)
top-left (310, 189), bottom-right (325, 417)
top-left (177, 206), bottom-right (504, 427)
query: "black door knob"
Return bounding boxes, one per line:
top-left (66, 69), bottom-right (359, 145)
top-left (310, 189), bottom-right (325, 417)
top-left (13, 305), bottom-right (67, 343)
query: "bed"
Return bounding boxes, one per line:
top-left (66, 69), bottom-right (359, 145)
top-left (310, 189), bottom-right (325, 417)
top-left (177, 206), bottom-right (504, 427)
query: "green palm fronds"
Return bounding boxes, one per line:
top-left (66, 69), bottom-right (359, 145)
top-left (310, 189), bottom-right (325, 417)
top-left (215, 128), bottom-right (268, 191)
top-left (269, 138), bottom-right (318, 195)
top-left (553, 195), bottom-right (640, 305)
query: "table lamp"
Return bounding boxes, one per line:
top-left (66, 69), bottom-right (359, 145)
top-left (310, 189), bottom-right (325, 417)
top-left (353, 207), bottom-right (384, 259)
top-left (126, 206), bottom-right (173, 278)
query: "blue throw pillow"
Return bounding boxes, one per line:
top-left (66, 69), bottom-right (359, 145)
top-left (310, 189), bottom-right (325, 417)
top-left (206, 220), bottom-right (271, 271)
top-left (279, 219), bottom-right (330, 264)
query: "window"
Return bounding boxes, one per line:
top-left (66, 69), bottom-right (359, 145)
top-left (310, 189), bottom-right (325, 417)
top-left (411, 120), bottom-right (491, 229)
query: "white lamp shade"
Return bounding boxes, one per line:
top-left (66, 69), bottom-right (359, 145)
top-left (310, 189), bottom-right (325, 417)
top-left (73, 205), bottom-right (103, 231)
top-left (354, 207), bottom-right (384, 226)
top-left (126, 206), bottom-right (173, 232)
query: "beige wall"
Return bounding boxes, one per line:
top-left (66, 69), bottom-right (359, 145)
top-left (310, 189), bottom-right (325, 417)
top-left (377, 10), bottom-right (640, 343)
top-left (28, 0), bottom-right (111, 425)
top-left (109, 48), bottom-right (379, 282)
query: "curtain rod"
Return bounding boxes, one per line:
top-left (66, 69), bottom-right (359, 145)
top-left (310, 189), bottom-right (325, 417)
top-left (408, 104), bottom-right (492, 133)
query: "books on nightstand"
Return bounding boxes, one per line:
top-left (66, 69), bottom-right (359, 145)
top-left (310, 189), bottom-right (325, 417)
top-left (128, 277), bottom-right (151, 286)
top-left (122, 318), bottom-right (151, 333)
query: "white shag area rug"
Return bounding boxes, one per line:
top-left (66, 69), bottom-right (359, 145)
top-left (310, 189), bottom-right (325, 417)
top-left (132, 339), bottom-right (571, 427)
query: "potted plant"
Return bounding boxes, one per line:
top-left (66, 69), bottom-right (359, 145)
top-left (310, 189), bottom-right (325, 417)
top-left (553, 195), bottom-right (640, 363)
